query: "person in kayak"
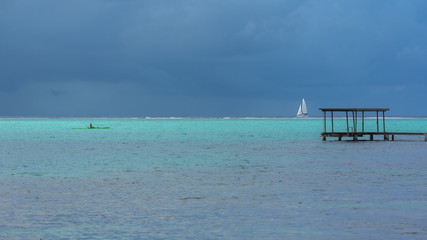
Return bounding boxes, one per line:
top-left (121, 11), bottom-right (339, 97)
top-left (89, 123), bottom-right (93, 128)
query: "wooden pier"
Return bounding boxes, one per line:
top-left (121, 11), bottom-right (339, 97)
top-left (319, 108), bottom-right (427, 141)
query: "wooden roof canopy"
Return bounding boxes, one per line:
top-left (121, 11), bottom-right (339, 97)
top-left (319, 108), bottom-right (389, 112)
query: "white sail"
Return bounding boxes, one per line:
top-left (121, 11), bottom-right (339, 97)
top-left (296, 98), bottom-right (308, 117)
top-left (297, 104), bottom-right (302, 116)
top-left (301, 98), bottom-right (308, 114)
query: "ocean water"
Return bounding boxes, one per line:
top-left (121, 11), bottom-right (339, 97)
top-left (0, 118), bottom-right (426, 239)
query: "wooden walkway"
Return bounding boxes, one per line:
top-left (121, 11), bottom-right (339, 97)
top-left (321, 132), bottom-right (427, 141)
top-left (319, 108), bottom-right (427, 141)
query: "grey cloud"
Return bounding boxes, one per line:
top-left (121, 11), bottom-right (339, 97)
top-left (0, 0), bottom-right (426, 116)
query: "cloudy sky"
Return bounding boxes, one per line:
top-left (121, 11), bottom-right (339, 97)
top-left (1, 0), bottom-right (426, 117)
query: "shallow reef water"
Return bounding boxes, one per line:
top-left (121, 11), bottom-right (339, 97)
top-left (0, 118), bottom-right (426, 239)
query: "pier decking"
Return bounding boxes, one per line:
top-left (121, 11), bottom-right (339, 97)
top-left (319, 108), bottom-right (427, 141)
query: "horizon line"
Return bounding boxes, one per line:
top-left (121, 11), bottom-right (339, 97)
top-left (1, 115), bottom-right (427, 119)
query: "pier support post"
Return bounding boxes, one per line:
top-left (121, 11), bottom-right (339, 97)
top-left (392, 135), bottom-right (395, 141)
top-left (384, 135), bottom-right (389, 141)
top-left (324, 111), bottom-right (326, 133)
top-left (362, 111), bottom-right (365, 133)
top-left (323, 136), bottom-right (326, 141)
top-left (383, 111), bottom-right (386, 132)
top-left (338, 136), bottom-right (342, 141)
top-left (370, 135), bottom-right (374, 141)
top-left (376, 111), bottom-right (379, 132)
top-left (346, 111), bottom-right (349, 134)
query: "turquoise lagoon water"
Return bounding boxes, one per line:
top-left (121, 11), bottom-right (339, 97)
top-left (0, 118), bottom-right (426, 239)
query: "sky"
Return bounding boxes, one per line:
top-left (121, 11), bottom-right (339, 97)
top-left (1, 0), bottom-right (426, 117)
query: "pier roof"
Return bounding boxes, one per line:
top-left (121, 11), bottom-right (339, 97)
top-left (319, 108), bottom-right (389, 112)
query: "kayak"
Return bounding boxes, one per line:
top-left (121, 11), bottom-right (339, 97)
top-left (73, 127), bottom-right (110, 129)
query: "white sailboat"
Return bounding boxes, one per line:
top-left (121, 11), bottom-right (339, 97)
top-left (296, 98), bottom-right (309, 117)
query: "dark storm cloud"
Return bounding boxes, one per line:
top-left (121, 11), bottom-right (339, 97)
top-left (0, 0), bottom-right (426, 116)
